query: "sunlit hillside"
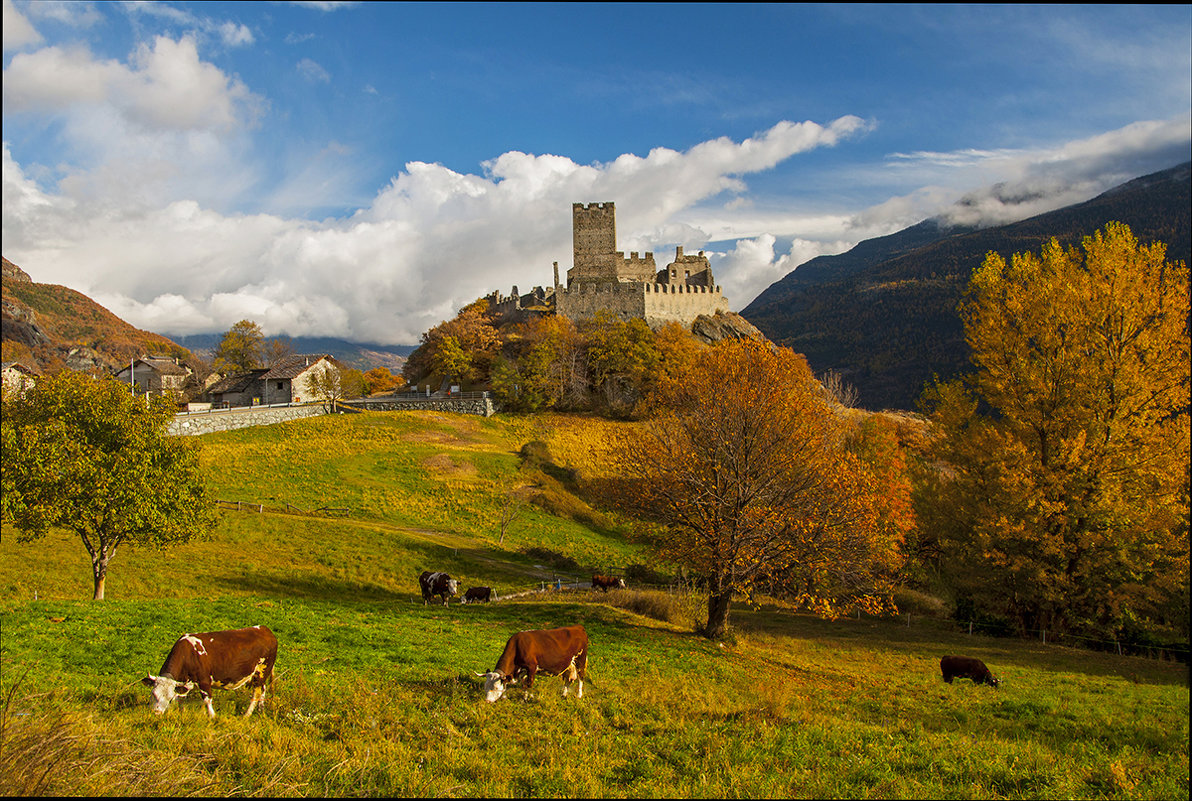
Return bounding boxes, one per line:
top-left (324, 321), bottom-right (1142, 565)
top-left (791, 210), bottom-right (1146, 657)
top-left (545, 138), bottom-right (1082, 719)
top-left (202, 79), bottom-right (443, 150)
top-left (0, 411), bottom-right (1186, 798)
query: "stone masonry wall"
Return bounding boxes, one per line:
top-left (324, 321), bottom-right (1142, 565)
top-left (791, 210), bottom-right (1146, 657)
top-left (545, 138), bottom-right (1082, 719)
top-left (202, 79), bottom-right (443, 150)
top-left (344, 397), bottom-right (495, 417)
top-left (169, 404), bottom-right (327, 436)
top-left (556, 281), bottom-right (728, 328)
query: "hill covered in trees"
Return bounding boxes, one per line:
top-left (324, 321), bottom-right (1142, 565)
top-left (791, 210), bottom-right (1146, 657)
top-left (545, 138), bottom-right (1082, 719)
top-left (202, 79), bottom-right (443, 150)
top-left (1, 258), bottom-right (196, 374)
top-left (741, 162), bottom-right (1192, 410)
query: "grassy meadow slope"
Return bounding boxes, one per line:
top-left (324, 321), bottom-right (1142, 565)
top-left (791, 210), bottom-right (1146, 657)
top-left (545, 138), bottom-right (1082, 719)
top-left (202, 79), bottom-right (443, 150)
top-left (1, 411), bottom-right (1187, 798)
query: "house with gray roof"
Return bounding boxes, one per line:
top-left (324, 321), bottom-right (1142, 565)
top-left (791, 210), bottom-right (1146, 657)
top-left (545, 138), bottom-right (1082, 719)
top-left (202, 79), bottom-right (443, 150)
top-left (203, 354), bottom-right (340, 407)
top-left (113, 356), bottom-right (193, 396)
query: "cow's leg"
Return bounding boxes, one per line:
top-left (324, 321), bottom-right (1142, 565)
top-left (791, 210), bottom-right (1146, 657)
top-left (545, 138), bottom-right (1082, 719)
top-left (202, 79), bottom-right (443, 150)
top-left (523, 665), bottom-right (537, 700)
top-left (200, 690), bottom-right (217, 719)
top-left (562, 657), bottom-right (579, 697)
top-left (575, 650), bottom-right (587, 698)
top-left (245, 684), bottom-right (264, 717)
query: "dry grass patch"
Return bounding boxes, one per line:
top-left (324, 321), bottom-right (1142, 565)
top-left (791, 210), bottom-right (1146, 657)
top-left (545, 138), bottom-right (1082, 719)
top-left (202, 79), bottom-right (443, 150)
top-left (596, 587), bottom-right (707, 630)
top-left (0, 684), bottom-right (219, 796)
top-left (421, 452), bottom-right (478, 476)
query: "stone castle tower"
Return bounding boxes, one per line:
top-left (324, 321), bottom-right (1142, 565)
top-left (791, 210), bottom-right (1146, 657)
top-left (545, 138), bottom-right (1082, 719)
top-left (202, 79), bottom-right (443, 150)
top-left (486, 202), bottom-right (730, 329)
top-left (567, 202), bottom-right (657, 287)
top-left (556, 202), bottom-right (729, 328)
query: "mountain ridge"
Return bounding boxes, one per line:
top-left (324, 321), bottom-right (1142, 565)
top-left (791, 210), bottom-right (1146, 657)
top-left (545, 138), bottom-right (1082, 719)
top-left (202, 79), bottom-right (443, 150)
top-left (741, 161), bottom-right (1192, 410)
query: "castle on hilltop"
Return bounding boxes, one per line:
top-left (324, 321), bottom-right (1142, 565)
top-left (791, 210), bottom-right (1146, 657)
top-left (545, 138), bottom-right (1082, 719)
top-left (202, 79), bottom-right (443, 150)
top-left (485, 202), bottom-right (729, 329)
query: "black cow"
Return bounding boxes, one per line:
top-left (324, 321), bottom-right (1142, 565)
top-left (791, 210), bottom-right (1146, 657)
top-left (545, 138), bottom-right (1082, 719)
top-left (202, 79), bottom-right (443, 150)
top-left (940, 655), bottom-right (1000, 687)
top-left (463, 586), bottom-right (494, 603)
top-left (419, 570), bottom-right (460, 606)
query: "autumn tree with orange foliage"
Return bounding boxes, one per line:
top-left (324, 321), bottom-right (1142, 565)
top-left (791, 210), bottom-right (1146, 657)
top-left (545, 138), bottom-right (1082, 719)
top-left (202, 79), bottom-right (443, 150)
top-left (403, 299), bottom-right (501, 388)
top-left (611, 339), bottom-right (909, 639)
top-left (919, 223), bottom-right (1190, 639)
top-left (362, 366), bottom-right (401, 395)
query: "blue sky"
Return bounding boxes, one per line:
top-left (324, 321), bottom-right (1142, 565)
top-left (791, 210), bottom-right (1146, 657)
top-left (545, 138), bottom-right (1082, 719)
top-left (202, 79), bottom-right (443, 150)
top-left (3, 2), bottom-right (1190, 345)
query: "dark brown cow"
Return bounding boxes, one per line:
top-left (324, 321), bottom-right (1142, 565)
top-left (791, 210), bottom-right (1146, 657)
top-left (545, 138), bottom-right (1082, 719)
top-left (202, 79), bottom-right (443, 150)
top-left (142, 626), bottom-right (278, 718)
top-left (591, 574), bottom-right (626, 592)
top-left (463, 586), bottom-right (494, 603)
top-left (940, 655), bottom-right (1000, 687)
top-left (476, 625), bottom-right (588, 702)
top-left (420, 570), bottom-right (460, 606)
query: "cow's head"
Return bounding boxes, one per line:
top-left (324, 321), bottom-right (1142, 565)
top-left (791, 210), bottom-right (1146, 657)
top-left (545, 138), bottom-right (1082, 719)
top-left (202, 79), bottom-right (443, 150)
top-left (615, 577), bottom-right (626, 589)
top-left (446, 578), bottom-right (460, 596)
top-left (141, 674), bottom-right (195, 715)
top-left (476, 671), bottom-right (512, 702)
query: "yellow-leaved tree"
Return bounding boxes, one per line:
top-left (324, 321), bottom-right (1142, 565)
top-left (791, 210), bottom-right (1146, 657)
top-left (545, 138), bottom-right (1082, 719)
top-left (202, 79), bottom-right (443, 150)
top-left (610, 339), bottom-right (909, 639)
top-left (2, 371), bottom-right (216, 600)
top-left (919, 222), bottom-right (1190, 638)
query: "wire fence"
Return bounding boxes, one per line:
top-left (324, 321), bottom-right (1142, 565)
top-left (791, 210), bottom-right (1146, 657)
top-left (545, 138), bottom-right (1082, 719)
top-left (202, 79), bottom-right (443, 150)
top-left (957, 616), bottom-right (1189, 662)
top-left (869, 608), bottom-right (1190, 664)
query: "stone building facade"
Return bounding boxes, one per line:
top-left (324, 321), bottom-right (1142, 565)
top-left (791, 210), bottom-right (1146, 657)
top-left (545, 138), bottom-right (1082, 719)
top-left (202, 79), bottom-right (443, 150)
top-left (489, 202), bottom-right (729, 329)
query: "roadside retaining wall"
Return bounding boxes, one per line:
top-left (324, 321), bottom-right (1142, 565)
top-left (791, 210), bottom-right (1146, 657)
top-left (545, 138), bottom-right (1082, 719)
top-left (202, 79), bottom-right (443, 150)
top-left (344, 397), bottom-right (495, 417)
top-left (169, 404), bottom-right (327, 436)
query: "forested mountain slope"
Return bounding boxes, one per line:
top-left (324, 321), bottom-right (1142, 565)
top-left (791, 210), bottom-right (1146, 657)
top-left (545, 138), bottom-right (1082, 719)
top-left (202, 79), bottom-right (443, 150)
top-left (741, 162), bottom-right (1191, 410)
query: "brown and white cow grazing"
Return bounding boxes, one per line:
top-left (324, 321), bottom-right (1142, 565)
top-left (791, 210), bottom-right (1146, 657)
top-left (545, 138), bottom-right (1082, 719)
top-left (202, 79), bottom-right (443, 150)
top-left (142, 626), bottom-right (278, 718)
top-left (463, 586), bottom-right (494, 603)
top-left (591, 574), bottom-right (626, 592)
top-left (940, 655), bottom-right (1000, 687)
top-left (476, 625), bottom-right (588, 702)
top-left (419, 570), bottom-right (460, 606)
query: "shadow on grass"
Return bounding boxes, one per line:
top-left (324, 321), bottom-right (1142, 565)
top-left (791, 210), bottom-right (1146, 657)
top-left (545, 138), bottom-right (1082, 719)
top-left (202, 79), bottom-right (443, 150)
top-left (210, 570), bottom-right (409, 604)
top-left (731, 604), bottom-right (1190, 688)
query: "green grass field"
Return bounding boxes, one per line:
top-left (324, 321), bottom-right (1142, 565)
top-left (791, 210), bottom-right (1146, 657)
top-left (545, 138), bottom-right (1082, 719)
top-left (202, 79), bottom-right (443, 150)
top-left (1, 411), bottom-right (1188, 798)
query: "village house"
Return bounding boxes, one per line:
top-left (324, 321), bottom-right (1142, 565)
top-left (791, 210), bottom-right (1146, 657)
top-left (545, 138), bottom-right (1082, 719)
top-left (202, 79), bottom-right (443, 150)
top-left (204, 368), bottom-right (271, 408)
top-left (203, 354), bottom-right (340, 407)
top-left (261, 354), bottom-right (342, 405)
top-left (113, 356), bottom-right (194, 397)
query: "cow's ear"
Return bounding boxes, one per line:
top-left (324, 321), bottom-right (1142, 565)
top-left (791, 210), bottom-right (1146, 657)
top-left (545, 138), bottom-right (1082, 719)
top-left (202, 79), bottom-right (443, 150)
top-left (174, 682), bottom-right (193, 697)
top-left (141, 675), bottom-right (157, 687)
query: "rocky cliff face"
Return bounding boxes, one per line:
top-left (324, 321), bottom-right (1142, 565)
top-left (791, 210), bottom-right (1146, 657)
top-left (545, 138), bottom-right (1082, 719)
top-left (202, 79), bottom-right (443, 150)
top-left (690, 310), bottom-right (769, 346)
top-left (2, 257), bottom-right (32, 282)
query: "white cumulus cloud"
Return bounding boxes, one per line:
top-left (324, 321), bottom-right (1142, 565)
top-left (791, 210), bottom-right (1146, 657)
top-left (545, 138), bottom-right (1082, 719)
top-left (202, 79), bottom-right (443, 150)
top-left (2, 116), bottom-right (872, 342)
top-left (2, 24), bottom-right (1187, 348)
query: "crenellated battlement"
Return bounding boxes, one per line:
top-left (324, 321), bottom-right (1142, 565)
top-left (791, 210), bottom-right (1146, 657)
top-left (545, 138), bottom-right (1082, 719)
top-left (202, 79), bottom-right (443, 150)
top-left (554, 281), bottom-right (723, 296)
